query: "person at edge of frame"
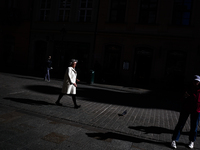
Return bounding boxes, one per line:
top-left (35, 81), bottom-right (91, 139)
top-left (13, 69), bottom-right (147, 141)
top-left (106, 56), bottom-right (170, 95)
top-left (171, 75), bottom-right (200, 149)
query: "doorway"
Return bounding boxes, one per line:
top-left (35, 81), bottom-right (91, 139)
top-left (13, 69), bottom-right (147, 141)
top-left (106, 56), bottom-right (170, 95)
top-left (133, 48), bottom-right (153, 88)
top-left (103, 45), bottom-right (121, 84)
top-left (165, 50), bottom-right (186, 89)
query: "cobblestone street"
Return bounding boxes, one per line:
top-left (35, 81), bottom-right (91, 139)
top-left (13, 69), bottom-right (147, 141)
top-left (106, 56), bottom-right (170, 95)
top-left (0, 72), bottom-right (200, 150)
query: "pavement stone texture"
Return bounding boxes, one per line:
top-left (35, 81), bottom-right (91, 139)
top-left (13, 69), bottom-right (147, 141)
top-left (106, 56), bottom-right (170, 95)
top-left (0, 72), bottom-right (200, 150)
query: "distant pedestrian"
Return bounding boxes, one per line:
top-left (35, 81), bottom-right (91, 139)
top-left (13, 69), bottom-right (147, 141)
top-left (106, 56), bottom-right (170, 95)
top-left (171, 75), bottom-right (200, 149)
top-left (55, 59), bottom-right (81, 109)
top-left (44, 56), bottom-right (53, 82)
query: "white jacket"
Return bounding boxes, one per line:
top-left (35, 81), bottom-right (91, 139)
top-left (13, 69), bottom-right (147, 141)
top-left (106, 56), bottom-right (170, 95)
top-left (61, 67), bottom-right (77, 94)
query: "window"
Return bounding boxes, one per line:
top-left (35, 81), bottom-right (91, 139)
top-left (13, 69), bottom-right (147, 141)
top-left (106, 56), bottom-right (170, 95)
top-left (39, 0), bottom-right (51, 21)
top-left (139, 0), bottom-right (158, 24)
top-left (6, 0), bottom-right (17, 21)
top-left (172, 0), bottom-right (193, 26)
top-left (109, 0), bottom-right (127, 23)
top-left (78, 0), bottom-right (93, 22)
top-left (7, 0), bottom-right (17, 8)
top-left (58, 0), bottom-right (71, 22)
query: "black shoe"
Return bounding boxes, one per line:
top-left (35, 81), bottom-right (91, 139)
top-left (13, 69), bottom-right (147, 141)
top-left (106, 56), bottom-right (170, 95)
top-left (74, 105), bottom-right (81, 109)
top-left (55, 101), bottom-right (62, 106)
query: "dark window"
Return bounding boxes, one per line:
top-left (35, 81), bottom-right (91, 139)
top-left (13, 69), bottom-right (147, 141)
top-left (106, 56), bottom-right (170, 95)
top-left (6, 0), bottom-right (19, 22)
top-left (78, 0), bottom-right (93, 22)
top-left (139, 0), bottom-right (158, 24)
top-left (172, 0), bottom-right (193, 25)
top-left (109, 0), bottom-right (127, 23)
top-left (7, 0), bottom-right (17, 8)
top-left (58, 0), bottom-right (71, 22)
top-left (39, 0), bottom-right (51, 21)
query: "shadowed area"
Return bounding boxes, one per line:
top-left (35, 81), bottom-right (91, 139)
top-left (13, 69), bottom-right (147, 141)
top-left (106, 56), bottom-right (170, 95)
top-left (9, 74), bottom-right (45, 81)
top-left (86, 132), bottom-right (170, 148)
top-left (25, 85), bottom-right (61, 95)
top-left (23, 85), bottom-right (181, 111)
top-left (3, 97), bottom-right (73, 108)
top-left (77, 87), bottom-right (181, 111)
top-left (128, 126), bottom-right (197, 137)
top-left (129, 126), bottom-right (173, 135)
top-left (3, 97), bottom-right (54, 105)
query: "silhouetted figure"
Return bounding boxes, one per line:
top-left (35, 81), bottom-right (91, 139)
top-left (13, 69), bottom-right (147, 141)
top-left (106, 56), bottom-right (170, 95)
top-left (171, 75), bottom-right (200, 149)
top-left (44, 56), bottom-right (53, 82)
top-left (55, 59), bottom-right (81, 109)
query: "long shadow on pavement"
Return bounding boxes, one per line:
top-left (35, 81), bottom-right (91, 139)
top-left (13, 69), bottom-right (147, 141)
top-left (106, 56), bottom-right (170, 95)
top-left (77, 87), bottom-right (181, 112)
top-left (3, 97), bottom-right (73, 108)
top-left (129, 126), bottom-right (172, 134)
top-left (11, 75), bottom-right (44, 81)
top-left (128, 126), bottom-right (194, 137)
top-left (86, 132), bottom-right (198, 149)
top-left (86, 132), bottom-right (171, 149)
top-left (24, 85), bottom-right (181, 111)
top-left (25, 85), bottom-right (61, 95)
top-left (3, 97), bottom-right (54, 105)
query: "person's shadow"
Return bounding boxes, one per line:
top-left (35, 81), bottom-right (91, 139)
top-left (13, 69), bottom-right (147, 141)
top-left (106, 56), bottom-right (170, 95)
top-left (128, 126), bottom-right (192, 136)
top-left (128, 126), bottom-right (173, 134)
top-left (3, 97), bottom-right (73, 108)
top-left (3, 97), bottom-right (54, 105)
top-left (25, 85), bottom-right (61, 95)
top-left (86, 131), bottom-right (196, 149)
top-left (23, 85), bottom-right (181, 111)
top-left (86, 132), bottom-right (170, 148)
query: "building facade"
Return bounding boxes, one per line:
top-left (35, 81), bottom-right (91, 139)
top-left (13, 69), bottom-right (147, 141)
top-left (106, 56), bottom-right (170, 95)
top-left (29, 0), bottom-right (99, 80)
top-left (0, 0), bottom-right (33, 71)
top-left (1, 0), bottom-right (200, 89)
top-left (93, 0), bottom-right (200, 89)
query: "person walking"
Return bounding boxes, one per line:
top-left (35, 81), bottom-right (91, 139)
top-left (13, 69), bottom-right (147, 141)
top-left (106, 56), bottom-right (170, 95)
top-left (55, 59), bottom-right (81, 109)
top-left (44, 56), bottom-right (53, 82)
top-left (171, 75), bottom-right (200, 149)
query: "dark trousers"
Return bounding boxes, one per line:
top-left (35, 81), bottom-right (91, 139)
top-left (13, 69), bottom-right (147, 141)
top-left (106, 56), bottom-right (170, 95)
top-left (56, 93), bottom-right (78, 106)
top-left (45, 68), bottom-right (50, 81)
top-left (172, 111), bottom-right (200, 142)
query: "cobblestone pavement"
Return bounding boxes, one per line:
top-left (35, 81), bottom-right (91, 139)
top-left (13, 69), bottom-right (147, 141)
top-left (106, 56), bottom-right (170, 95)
top-left (0, 72), bottom-right (200, 150)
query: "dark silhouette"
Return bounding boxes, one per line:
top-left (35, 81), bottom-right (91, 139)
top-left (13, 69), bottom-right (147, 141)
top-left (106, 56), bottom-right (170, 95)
top-left (171, 75), bottom-right (200, 149)
top-left (44, 56), bottom-right (53, 82)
